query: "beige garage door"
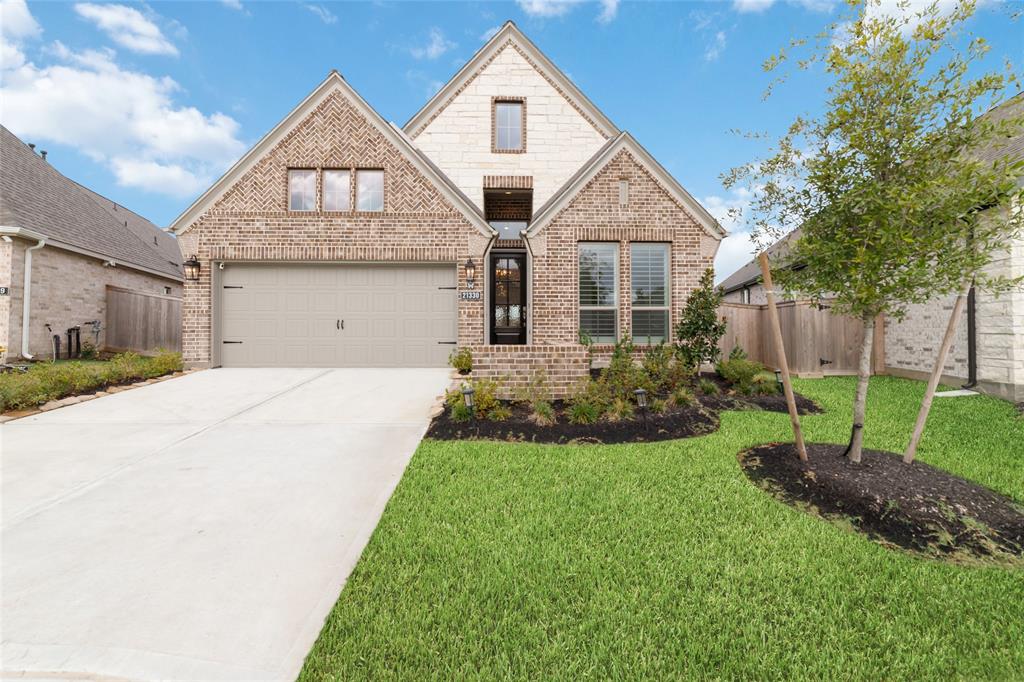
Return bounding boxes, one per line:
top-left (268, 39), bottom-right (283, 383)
top-left (218, 263), bottom-right (457, 367)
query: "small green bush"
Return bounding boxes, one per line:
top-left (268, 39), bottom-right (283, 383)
top-left (601, 339), bottom-right (653, 401)
top-left (487, 404), bottom-right (512, 421)
top-left (650, 398), bottom-right (668, 415)
top-left (568, 377), bottom-right (611, 413)
top-left (450, 402), bottom-right (473, 422)
top-left (448, 347), bottom-right (473, 374)
top-left (515, 369), bottom-right (551, 410)
top-left (716, 357), bottom-right (768, 394)
top-left (446, 378), bottom-right (501, 418)
top-left (698, 378), bottom-right (720, 396)
top-left (530, 400), bottom-right (556, 426)
top-left (605, 396), bottom-right (635, 422)
top-left (568, 401), bottom-right (600, 425)
top-left (671, 386), bottom-right (696, 406)
top-left (79, 341), bottom-right (98, 360)
top-left (641, 344), bottom-right (675, 392)
top-left (752, 371), bottom-right (782, 395)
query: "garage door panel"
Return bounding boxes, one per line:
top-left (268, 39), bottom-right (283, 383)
top-left (219, 263), bottom-right (456, 367)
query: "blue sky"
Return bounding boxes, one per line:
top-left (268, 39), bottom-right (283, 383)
top-left (1, 0), bottom-right (1020, 278)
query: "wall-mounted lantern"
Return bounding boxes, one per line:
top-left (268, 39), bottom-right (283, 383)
top-left (183, 255), bottom-right (201, 282)
top-left (465, 257), bottom-right (477, 289)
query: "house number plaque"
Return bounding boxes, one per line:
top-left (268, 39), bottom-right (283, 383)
top-left (459, 291), bottom-right (482, 300)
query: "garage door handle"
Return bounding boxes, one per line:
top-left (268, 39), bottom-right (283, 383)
top-left (337, 319), bottom-right (344, 330)
top-left (437, 286), bottom-right (456, 290)
top-left (223, 285), bottom-right (243, 289)
top-left (437, 341), bottom-right (457, 345)
top-left (223, 340), bottom-right (242, 344)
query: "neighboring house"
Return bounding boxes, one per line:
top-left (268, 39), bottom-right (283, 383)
top-left (719, 94), bottom-right (1024, 402)
top-left (0, 125), bottom-right (184, 362)
top-left (170, 22), bottom-right (724, 396)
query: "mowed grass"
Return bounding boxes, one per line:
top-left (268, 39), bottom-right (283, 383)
top-left (300, 376), bottom-right (1024, 681)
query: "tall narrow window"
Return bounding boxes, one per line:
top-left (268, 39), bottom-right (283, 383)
top-left (494, 100), bottom-right (523, 152)
top-left (579, 243), bottom-right (618, 343)
top-left (356, 170), bottom-right (384, 211)
top-left (631, 243), bottom-right (669, 344)
top-left (288, 169), bottom-right (316, 211)
top-left (323, 170), bottom-right (350, 211)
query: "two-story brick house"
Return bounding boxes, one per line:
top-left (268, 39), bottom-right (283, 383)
top-left (170, 22), bottom-right (724, 396)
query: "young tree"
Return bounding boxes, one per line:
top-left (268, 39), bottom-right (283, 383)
top-left (724, 0), bottom-right (1023, 462)
top-left (675, 267), bottom-right (727, 369)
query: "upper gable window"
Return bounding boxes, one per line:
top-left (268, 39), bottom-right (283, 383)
top-left (323, 170), bottom-right (351, 211)
top-left (493, 99), bottom-right (525, 153)
top-left (288, 169), bottom-right (316, 211)
top-left (356, 170), bottom-right (384, 212)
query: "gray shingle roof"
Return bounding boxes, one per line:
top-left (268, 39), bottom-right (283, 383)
top-left (0, 125), bottom-right (182, 280)
top-left (718, 228), bottom-right (800, 293)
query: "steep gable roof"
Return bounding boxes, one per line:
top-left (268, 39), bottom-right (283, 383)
top-left (403, 21), bottom-right (619, 140)
top-left (526, 131), bottom-right (726, 240)
top-left (169, 72), bottom-right (493, 237)
top-left (0, 125), bottom-right (182, 280)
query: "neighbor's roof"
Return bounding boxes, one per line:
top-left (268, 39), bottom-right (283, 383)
top-left (0, 126), bottom-right (182, 280)
top-left (718, 228), bottom-right (801, 294)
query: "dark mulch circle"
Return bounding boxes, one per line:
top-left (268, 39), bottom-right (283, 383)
top-left (740, 443), bottom-right (1024, 565)
top-left (426, 400), bottom-right (718, 445)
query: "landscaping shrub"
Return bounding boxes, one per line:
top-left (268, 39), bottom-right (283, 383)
top-left (568, 376), bottom-right (611, 413)
top-left (641, 344), bottom-right (675, 392)
top-left (486, 404), bottom-right (512, 421)
top-left (448, 347), bottom-right (473, 374)
top-left (450, 402), bottom-right (473, 422)
top-left (671, 386), bottom-right (696, 407)
top-left (446, 378), bottom-right (501, 419)
top-left (530, 400), bottom-right (556, 426)
top-left (674, 267), bottom-right (727, 369)
top-left (698, 378), bottom-right (720, 396)
top-left (568, 401), bottom-right (600, 425)
top-left (605, 396), bottom-right (635, 422)
top-left (79, 341), bottom-right (98, 360)
top-left (515, 369), bottom-right (551, 410)
top-left (716, 357), bottom-right (768, 394)
top-left (752, 371), bottom-right (782, 395)
top-left (728, 345), bottom-right (748, 361)
top-left (601, 340), bottom-right (653, 400)
top-left (0, 351), bottom-right (183, 413)
top-left (650, 398), bottom-right (668, 415)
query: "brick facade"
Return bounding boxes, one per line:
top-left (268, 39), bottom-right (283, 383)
top-left (0, 238), bottom-right (181, 361)
top-left (178, 89), bottom-right (489, 366)
top-left (464, 344), bottom-right (589, 398)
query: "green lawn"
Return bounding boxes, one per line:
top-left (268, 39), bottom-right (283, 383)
top-left (301, 376), bottom-right (1024, 681)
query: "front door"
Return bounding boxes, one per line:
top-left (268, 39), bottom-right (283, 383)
top-left (490, 254), bottom-right (527, 344)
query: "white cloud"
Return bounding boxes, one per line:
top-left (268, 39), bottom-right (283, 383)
top-left (517, 0), bottom-right (584, 18)
top-left (733, 0), bottom-right (836, 12)
top-left (73, 3), bottom-right (178, 56)
top-left (410, 28), bottom-right (456, 60)
top-left (597, 0), bottom-right (620, 24)
top-left (864, 0), bottom-right (963, 35)
top-left (705, 30), bottom-right (727, 61)
top-left (1, 0), bottom-right (41, 41)
top-left (1, 7), bottom-right (245, 199)
top-left (714, 230), bottom-right (759, 283)
top-left (733, 0), bottom-right (776, 12)
top-left (405, 69), bottom-right (444, 98)
top-left (303, 3), bottom-right (337, 24)
top-left (480, 25), bottom-right (501, 41)
top-left (220, 0), bottom-right (244, 9)
top-left (704, 189), bottom-right (759, 282)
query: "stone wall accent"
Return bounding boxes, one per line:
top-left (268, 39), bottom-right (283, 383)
top-left (179, 89), bottom-right (487, 366)
top-left (1, 239), bottom-right (181, 361)
top-left (411, 42), bottom-right (609, 209)
top-left (530, 149), bottom-right (715, 346)
top-left (464, 344), bottom-right (589, 398)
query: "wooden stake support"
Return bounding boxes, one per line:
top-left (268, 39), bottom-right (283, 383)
top-left (903, 283), bottom-right (970, 464)
top-left (758, 253), bottom-right (808, 462)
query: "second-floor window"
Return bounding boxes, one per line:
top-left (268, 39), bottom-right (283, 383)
top-left (323, 170), bottom-right (350, 211)
top-left (356, 170), bottom-right (384, 211)
top-left (288, 169), bottom-right (316, 211)
top-left (494, 100), bottom-right (524, 152)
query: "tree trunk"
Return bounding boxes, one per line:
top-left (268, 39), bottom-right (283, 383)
top-left (904, 284), bottom-right (970, 464)
top-left (847, 316), bottom-right (875, 464)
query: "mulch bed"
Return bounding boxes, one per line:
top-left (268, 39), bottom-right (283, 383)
top-left (426, 400), bottom-right (718, 444)
top-left (740, 443), bottom-right (1024, 565)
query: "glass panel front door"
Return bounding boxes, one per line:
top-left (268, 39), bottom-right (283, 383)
top-left (490, 254), bottom-right (527, 344)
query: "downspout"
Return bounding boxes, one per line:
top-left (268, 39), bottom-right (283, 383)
top-left (21, 237), bottom-right (46, 360)
top-left (521, 230), bottom-right (534, 345)
top-left (962, 283), bottom-right (977, 389)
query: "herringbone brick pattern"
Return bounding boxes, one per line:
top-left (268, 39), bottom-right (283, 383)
top-left (211, 91), bottom-right (457, 216)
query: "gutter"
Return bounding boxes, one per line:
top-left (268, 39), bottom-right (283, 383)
top-left (2, 228), bottom-right (49, 360)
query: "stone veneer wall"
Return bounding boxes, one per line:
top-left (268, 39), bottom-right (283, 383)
top-left (464, 344), bottom-right (590, 398)
top-left (1, 238), bottom-right (181, 361)
top-left (529, 149), bottom-right (719, 347)
top-left (410, 39), bottom-right (610, 209)
top-left (177, 90), bottom-right (489, 367)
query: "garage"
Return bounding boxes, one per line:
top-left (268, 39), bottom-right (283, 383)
top-left (218, 263), bottom-right (457, 367)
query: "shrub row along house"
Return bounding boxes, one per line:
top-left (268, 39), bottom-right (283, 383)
top-left (170, 22), bottom-right (724, 395)
top-left (0, 126), bottom-right (183, 362)
top-left (718, 94), bottom-right (1024, 402)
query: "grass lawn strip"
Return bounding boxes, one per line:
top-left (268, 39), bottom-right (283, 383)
top-left (300, 376), bottom-right (1024, 680)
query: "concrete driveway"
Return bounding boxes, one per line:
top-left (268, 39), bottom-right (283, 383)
top-left (1, 368), bottom-right (450, 681)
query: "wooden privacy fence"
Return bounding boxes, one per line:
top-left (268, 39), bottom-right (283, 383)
top-left (105, 285), bottom-right (182, 354)
top-left (719, 300), bottom-right (884, 376)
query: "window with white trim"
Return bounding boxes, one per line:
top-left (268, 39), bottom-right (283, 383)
top-left (323, 170), bottom-right (350, 211)
top-left (630, 243), bottom-right (669, 344)
top-left (578, 242), bottom-right (618, 343)
top-left (288, 169), bottom-right (316, 211)
top-left (494, 100), bottom-right (523, 151)
top-left (356, 169), bottom-right (384, 211)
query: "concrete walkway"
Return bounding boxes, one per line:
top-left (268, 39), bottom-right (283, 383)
top-left (1, 368), bottom-right (450, 681)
